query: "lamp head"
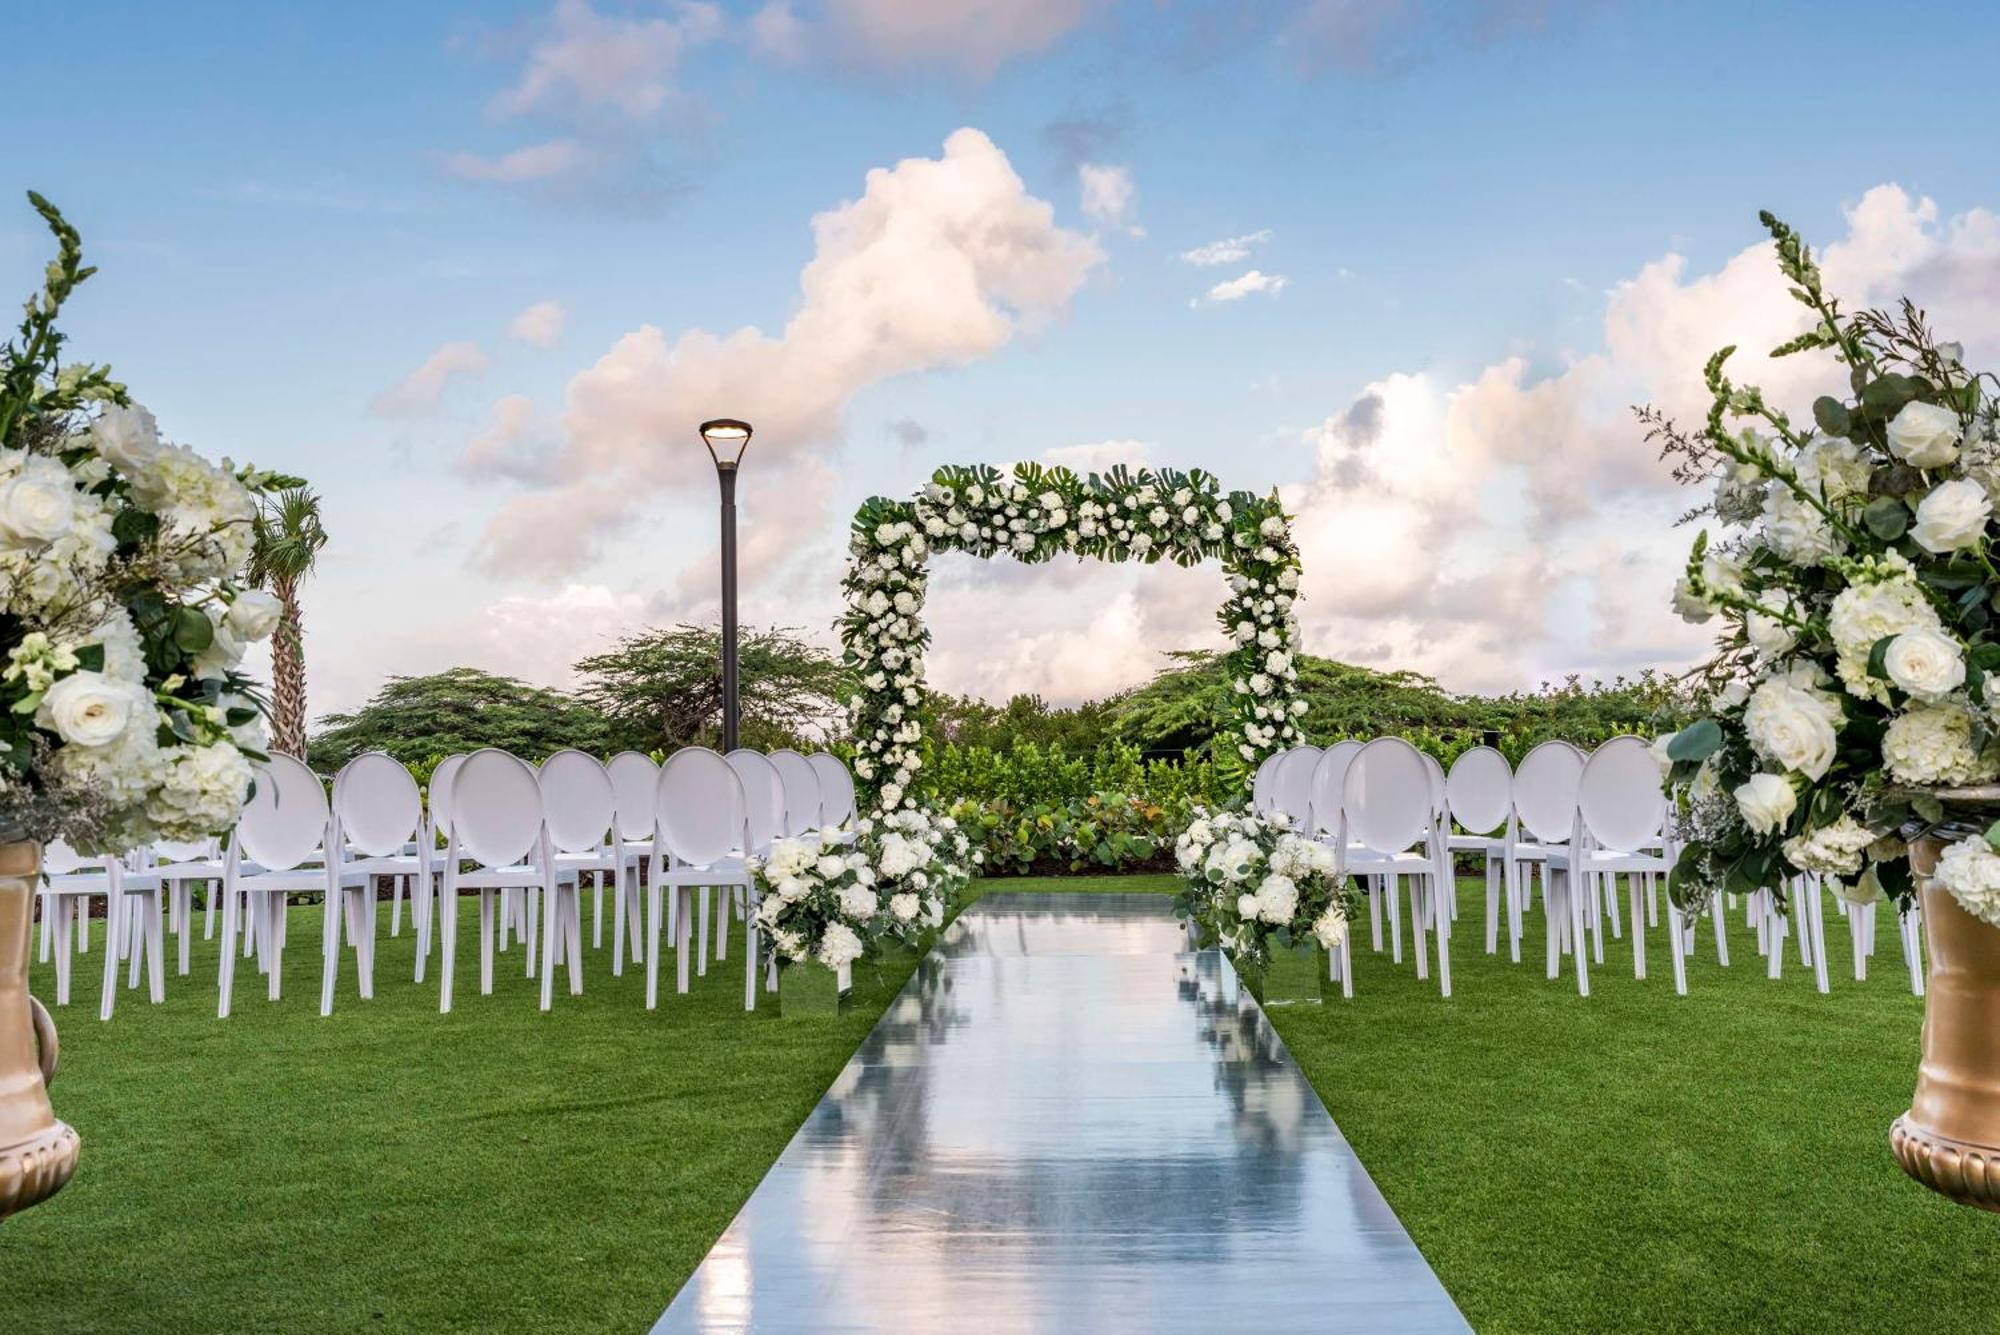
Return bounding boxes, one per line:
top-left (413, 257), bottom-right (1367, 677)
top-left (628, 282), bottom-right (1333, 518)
top-left (699, 418), bottom-right (753, 469)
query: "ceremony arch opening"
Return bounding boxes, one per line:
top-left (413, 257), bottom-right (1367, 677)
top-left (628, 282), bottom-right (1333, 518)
top-left (840, 462), bottom-right (1306, 812)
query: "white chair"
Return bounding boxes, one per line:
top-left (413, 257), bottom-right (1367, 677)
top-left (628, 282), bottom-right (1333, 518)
top-left (324, 752), bottom-right (430, 1014)
top-left (605, 751), bottom-right (658, 975)
top-left (435, 749), bottom-right (548, 1014)
top-left (1310, 741), bottom-right (1389, 956)
top-left (1270, 745), bottom-right (1323, 831)
top-left (1510, 741), bottom-right (1584, 980)
top-left (412, 754), bottom-right (468, 983)
top-left (1572, 736), bottom-right (1693, 997)
top-left (1419, 752), bottom-right (1460, 925)
top-left (1446, 747), bottom-right (1516, 960)
top-left (219, 755), bottom-right (341, 1018)
top-left (1251, 751), bottom-right (1285, 815)
top-left (766, 749), bottom-right (821, 837)
top-left (536, 750), bottom-right (609, 1011)
top-left (645, 748), bottom-right (755, 1011)
top-left (807, 752), bottom-right (857, 829)
top-left (715, 750), bottom-right (786, 971)
top-left (36, 841), bottom-right (110, 1008)
top-left (1339, 737), bottom-right (1453, 997)
top-left (143, 838), bottom-right (224, 977)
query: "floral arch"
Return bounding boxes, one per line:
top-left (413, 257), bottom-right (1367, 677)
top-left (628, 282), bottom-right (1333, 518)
top-left (840, 462), bottom-right (1306, 812)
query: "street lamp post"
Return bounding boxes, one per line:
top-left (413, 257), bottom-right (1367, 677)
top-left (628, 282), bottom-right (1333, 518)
top-left (699, 418), bottom-right (753, 752)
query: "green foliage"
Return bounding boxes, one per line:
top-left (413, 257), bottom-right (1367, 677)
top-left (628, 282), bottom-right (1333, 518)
top-left (308, 668), bottom-right (618, 773)
top-left (574, 623), bottom-right (845, 754)
top-left (928, 691), bottom-right (1116, 754)
top-left (0, 191), bottom-right (127, 449)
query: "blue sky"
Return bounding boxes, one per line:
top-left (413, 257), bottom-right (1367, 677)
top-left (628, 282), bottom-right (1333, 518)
top-left (10, 1), bottom-right (2000, 715)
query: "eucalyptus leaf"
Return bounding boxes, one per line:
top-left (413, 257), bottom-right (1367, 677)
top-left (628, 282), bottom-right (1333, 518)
top-left (1666, 718), bottom-right (1723, 763)
top-left (1862, 496), bottom-right (1909, 540)
top-left (1812, 396), bottom-right (1851, 436)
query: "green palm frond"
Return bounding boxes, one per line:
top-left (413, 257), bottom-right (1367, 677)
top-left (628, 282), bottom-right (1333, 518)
top-left (248, 486), bottom-right (328, 586)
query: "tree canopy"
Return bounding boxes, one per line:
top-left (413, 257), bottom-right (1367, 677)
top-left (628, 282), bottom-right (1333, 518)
top-left (573, 623), bottom-right (846, 754)
top-left (308, 668), bottom-right (617, 775)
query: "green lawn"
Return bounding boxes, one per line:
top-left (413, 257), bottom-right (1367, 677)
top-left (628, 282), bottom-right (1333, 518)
top-left (2, 874), bottom-right (1990, 1333)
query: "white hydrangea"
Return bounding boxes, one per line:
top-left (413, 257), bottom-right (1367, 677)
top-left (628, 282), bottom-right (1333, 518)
top-left (1934, 837), bottom-right (2000, 929)
top-left (1882, 702), bottom-right (1994, 786)
top-left (147, 741), bottom-right (254, 840)
top-left (1781, 815), bottom-right (1876, 876)
top-left (1827, 564), bottom-right (1940, 702)
top-left (1760, 483), bottom-right (1842, 566)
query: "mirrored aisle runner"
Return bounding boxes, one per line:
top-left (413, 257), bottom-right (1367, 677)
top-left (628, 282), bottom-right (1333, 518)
top-left (655, 892), bottom-right (1470, 1334)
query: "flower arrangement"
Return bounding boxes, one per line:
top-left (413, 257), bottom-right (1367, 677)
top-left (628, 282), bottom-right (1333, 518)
top-left (841, 461), bottom-right (1305, 813)
top-left (1652, 210), bottom-right (2000, 925)
top-left (1171, 807), bottom-right (1353, 966)
top-left (0, 195), bottom-right (300, 851)
top-left (749, 806), bottom-right (982, 972)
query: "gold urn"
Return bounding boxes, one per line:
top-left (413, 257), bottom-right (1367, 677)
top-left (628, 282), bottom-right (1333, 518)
top-left (0, 840), bottom-right (80, 1219)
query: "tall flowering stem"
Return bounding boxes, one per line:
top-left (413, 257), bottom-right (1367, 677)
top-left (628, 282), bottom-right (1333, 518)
top-left (839, 462), bottom-right (1306, 813)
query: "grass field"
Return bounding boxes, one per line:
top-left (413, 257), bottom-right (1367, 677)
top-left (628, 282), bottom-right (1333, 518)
top-left (2, 874), bottom-right (1991, 1333)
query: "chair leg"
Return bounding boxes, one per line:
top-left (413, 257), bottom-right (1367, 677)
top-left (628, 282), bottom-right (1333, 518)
top-left (52, 901), bottom-right (74, 1006)
top-left (1368, 875), bottom-right (1382, 952)
top-left (38, 893), bottom-right (51, 964)
top-left (744, 888), bottom-right (760, 1013)
top-left (565, 888), bottom-right (583, 996)
top-left (592, 875), bottom-right (604, 951)
top-left (523, 885), bottom-right (539, 980)
top-left (438, 883), bottom-right (458, 1014)
top-left (1605, 870), bottom-right (1623, 941)
top-left (99, 893), bottom-right (123, 1022)
top-left (205, 882), bottom-right (217, 940)
top-left (146, 894), bottom-right (165, 1004)
top-left (1432, 876), bottom-right (1452, 998)
top-left (320, 881), bottom-right (342, 1017)
top-left (390, 876), bottom-right (404, 938)
top-left (1387, 876), bottom-right (1403, 964)
top-left (176, 884), bottom-right (193, 976)
top-left (645, 883), bottom-right (663, 1010)
top-left (540, 883), bottom-right (559, 1013)
top-left (678, 886), bottom-right (694, 995)
top-left (697, 886), bottom-right (711, 978)
top-left (479, 890), bottom-right (495, 996)
top-left (1808, 879), bottom-right (1830, 995)
top-left (265, 897), bottom-right (284, 1002)
top-left (1851, 901), bottom-right (1869, 981)
top-left (1567, 871), bottom-right (1590, 997)
top-left (1711, 890), bottom-right (1731, 968)
top-left (218, 889), bottom-right (240, 1018)
top-left (1668, 900), bottom-right (1688, 995)
top-left (1484, 857), bottom-right (1500, 956)
top-left (1767, 888), bottom-right (1788, 979)
top-left (1904, 907), bottom-right (1926, 996)
top-left (415, 876), bottom-right (433, 984)
top-left (1628, 875), bottom-right (1647, 980)
top-left (1409, 878), bottom-right (1429, 981)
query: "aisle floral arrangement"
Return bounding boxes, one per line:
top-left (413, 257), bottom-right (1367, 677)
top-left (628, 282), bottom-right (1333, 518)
top-left (1171, 807), bottom-right (1353, 966)
top-left (840, 461), bottom-right (1306, 813)
top-left (749, 806), bottom-right (981, 973)
top-left (0, 194), bottom-right (299, 851)
top-left (1655, 210), bottom-right (2000, 924)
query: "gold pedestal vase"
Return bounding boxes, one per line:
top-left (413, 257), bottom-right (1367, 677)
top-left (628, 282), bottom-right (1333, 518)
top-left (1892, 832), bottom-right (2000, 1212)
top-left (1, 840), bottom-right (81, 1219)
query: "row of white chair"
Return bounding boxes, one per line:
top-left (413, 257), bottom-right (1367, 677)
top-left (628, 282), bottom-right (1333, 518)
top-left (1252, 737), bottom-right (1923, 999)
top-left (34, 744), bottom-right (858, 1020)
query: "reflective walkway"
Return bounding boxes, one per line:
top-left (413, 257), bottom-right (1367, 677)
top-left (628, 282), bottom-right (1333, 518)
top-left (655, 892), bottom-right (1469, 1334)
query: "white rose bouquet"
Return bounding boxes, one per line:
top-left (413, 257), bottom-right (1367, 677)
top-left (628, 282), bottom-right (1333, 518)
top-left (0, 195), bottom-right (301, 851)
top-left (1651, 210), bottom-right (2000, 925)
top-left (1172, 807), bottom-right (1354, 966)
top-left (749, 806), bottom-right (983, 971)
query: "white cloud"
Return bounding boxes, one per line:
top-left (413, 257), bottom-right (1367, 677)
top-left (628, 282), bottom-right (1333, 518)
top-left (492, 0), bottom-right (718, 124)
top-left (749, 2), bottom-right (808, 63)
top-left (768, 0), bottom-right (1102, 79)
top-left (369, 341), bottom-right (490, 417)
top-left (1278, 184), bottom-right (2000, 692)
top-left (1200, 269), bottom-right (1287, 305)
top-left (1181, 229), bottom-right (1270, 267)
top-left (442, 140), bottom-right (595, 185)
top-left (467, 128), bottom-right (1103, 579)
top-left (1040, 439), bottom-right (1154, 474)
top-left (508, 299), bottom-right (567, 348)
top-left (1078, 163), bottom-right (1140, 236)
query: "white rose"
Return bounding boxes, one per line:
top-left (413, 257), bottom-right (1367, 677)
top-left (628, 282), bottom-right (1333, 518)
top-left (1912, 479), bottom-right (1990, 554)
top-left (0, 456), bottom-right (78, 549)
top-left (1733, 773), bottom-right (1797, 837)
top-left (224, 589), bottom-right (282, 641)
top-left (1886, 400), bottom-right (1962, 469)
top-left (1742, 677), bottom-right (1840, 779)
top-left (1883, 626), bottom-right (1966, 703)
top-left (90, 403), bottom-right (162, 473)
top-left (37, 670), bottom-right (140, 748)
top-left (889, 892), bottom-right (920, 922)
top-left (1744, 590), bottom-right (1797, 658)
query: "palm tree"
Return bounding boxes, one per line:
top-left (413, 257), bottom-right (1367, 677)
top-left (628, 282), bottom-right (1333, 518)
top-left (247, 487), bottom-right (328, 759)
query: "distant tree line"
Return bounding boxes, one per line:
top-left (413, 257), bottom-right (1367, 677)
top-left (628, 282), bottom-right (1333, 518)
top-left (309, 623), bottom-right (1691, 779)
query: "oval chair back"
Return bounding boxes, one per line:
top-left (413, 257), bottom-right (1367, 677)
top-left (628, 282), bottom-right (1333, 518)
top-left (1251, 751), bottom-right (1285, 814)
top-left (655, 747), bottom-right (745, 869)
top-left (1342, 737), bottom-right (1435, 856)
top-left (1513, 740), bottom-right (1585, 845)
top-left (43, 839), bottom-right (96, 876)
top-left (806, 752), bottom-right (856, 828)
top-left (333, 752), bottom-right (422, 857)
top-left (1308, 740), bottom-right (1363, 836)
top-left (1271, 745), bottom-right (1323, 829)
top-left (239, 754), bottom-right (329, 872)
top-left (767, 748), bottom-right (822, 835)
top-left (426, 754), bottom-right (467, 840)
top-left (447, 750), bottom-right (543, 869)
top-left (1445, 746), bottom-right (1513, 836)
top-left (540, 750), bottom-right (615, 855)
top-left (725, 749), bottom-right (786, 855)
top-left (1577, 736), bottom-right (1668, 853)
top-left (606, 751), bottom-right (661, 843)
top-left (1422, 751), bottom-right (1447, 819)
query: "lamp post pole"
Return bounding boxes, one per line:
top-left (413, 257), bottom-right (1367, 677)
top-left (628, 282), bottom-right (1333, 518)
top-left (699, 419), bottom-right (753, 753)
top-left (717, 460), bottom-right (740, 753)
